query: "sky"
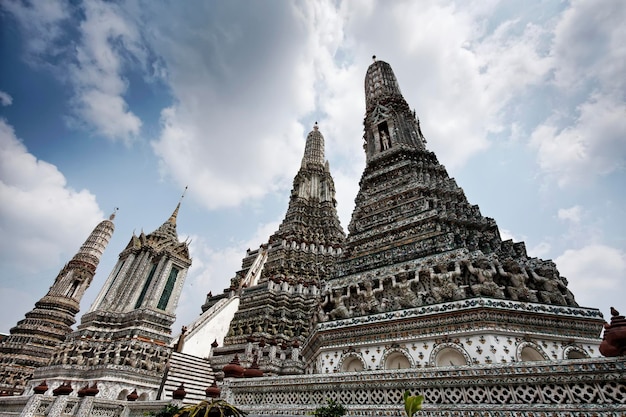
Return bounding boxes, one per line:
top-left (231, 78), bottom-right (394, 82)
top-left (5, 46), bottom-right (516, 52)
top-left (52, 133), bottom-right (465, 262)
top-left (0, 0), bottom-right (624, 337)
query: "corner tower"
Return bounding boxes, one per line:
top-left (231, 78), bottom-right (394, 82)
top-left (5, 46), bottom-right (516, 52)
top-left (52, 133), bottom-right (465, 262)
top-left (203, 124), bottom-right (345, 376)
top-left (30, 200), bottom-right (191, 401)
top-left (0, 213), bottom-right (115, 395)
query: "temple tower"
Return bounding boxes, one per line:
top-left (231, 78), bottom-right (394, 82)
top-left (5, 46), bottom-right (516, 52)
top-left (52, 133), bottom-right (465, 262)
top-left (29, 201), bottom-right (192, 401)
top-left (207, 124), bottom-right (345, 375)
top-left (302, 59), bottom-right (604, 373)
top-left (0, 213), bottom-right (115, 395)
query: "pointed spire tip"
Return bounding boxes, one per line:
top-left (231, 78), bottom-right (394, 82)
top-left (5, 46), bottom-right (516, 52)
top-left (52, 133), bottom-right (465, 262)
top-left (168, 187), bottom-right (188, 225)
top-left (109, 207), bottom-right (118, 221)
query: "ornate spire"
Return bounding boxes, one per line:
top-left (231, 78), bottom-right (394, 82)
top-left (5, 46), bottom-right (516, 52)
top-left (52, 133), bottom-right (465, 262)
top-left (272, 124), bottom-right (345, 244)
top-left (69, 212), bottom-right (116, 273)
top-left (0, 214), bottom-right (115, 394)
top-left (211, 125), bottom-right (346, 374)
top-left (364, 59), bottom-right (404, 111)
top-left (362, 58), bottom-right (426, 163)
top-left (153, 188), bottom-right (188, 242)
top-left (301, 122), bottom-right (325, 167)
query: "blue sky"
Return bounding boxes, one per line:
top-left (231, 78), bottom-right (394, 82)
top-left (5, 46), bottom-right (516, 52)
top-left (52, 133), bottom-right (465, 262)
top-left (1, 0), bottom-right (624, 335)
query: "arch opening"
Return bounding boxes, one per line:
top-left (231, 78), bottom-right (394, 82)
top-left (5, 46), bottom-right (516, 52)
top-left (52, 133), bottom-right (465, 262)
top-left (520, 346), bottom-right (545, 362)
top-left (435, 347), bottom-right (467, 367)
top-left (342, 357), bottom-right (364, 372)
top-left (385, 352), bottom-right (411, 370)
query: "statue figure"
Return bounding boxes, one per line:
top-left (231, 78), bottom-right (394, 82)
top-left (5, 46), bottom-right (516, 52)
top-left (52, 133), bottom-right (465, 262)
top-left (528, 266), bottom-right (567, 305)
top-left (328, 288), bottom-right (353, 320)
top-left (465, 258), bottom-right (504, 298)
top-left (317, 293), bottom-right (331, 323)
top-left (392, 271), bottom-right (422, 308)
top-left (380, 130), bottom-right (390, 150)
top-left (557, 276), bottom-right (578, 306)
top-left (430, 261), bottom-right (465, 302)
top-left (357, 278), bottom-right (385, 314)
top-left (497, 259), bottom-right (537, 302)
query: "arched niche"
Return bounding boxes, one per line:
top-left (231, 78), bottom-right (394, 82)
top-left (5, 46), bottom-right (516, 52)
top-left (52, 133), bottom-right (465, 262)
top-left (340, 354), bottom-right (365, 372)
top-left (138, 392), bottom-right (149, 401)
top-left (564, 345), bottom-right (589, 360)
top-left (385, 352), bottom-right (411, 370)
top-left (433, 346), bottom-right (469, 367)
top-left (117, 389), bottom-right (129, 400)
top-left (516, 342), bottom-right (550, 362)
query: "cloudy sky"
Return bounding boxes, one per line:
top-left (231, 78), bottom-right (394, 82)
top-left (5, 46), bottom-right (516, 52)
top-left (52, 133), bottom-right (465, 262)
top-left (1, 0), bottom-right (624, 336)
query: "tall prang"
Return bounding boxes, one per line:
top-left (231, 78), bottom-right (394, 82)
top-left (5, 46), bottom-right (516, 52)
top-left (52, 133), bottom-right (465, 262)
top-left (0, 212), bottom-right (115, 395)
top-left (29, 201), bottom-right (192, 401)
top-left (198, 124), bottom-right (345, 376)
top-left (302, 58), bottom-right (604, 373)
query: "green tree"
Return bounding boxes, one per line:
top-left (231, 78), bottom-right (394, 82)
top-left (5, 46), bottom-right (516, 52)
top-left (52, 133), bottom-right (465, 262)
top-left (311, 399), bottom-right (347, 417)
top-left (173, 399), bottom-right (247, 417)
top-left (403, 391), bottom-right (424, 417)
top-left (146, 404), bottom-right (182, 417)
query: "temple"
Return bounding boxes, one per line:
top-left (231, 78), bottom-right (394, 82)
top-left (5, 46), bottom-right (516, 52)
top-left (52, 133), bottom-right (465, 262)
top-left (0, 59), bottom-right (623, 416)
top-left (29, 202), bottom-right (192, 401)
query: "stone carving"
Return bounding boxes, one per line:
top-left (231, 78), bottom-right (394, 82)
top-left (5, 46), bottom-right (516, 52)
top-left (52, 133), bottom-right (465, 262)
top-left (391, 271), bottom-right (421, 308)
top-left (325, 288), bottom-right (353, 320)
top-left (498, 259), bottom-right (537, 302)
top-left (430, 262), bottom-right (465, 302)
top-left (528, 266), bottom-right (568, 306)
top-left (356, 278), bottom-right (385, 314)
top-left (465, 258), bottom-right (504, 298)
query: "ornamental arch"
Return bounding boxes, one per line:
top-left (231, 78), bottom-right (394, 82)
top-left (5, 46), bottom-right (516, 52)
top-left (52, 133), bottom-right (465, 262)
top-left (563, 345), bottom-right (590, 360)
top-left (116, 389), bottom-right (129, 400)
top-left (516, 341), bottom-right (550, 362)
top-left (338, 353), bottom-right (366, 372)
top-left (429, 344), bottom-right (470, 367)
top-left (382, 349), bottom-right (412, 370)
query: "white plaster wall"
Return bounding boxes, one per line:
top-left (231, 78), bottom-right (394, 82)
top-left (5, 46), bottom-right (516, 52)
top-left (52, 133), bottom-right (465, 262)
top-left (313, 332), bottom-right (601, 373)
top-left (181, 297), bottom-right (240, 358)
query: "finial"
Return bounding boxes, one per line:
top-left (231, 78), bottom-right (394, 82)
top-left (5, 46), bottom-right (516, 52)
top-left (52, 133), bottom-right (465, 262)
top-left (168, 187), bottom-right (188, 225)
top-left (313, 121), bottom-right (319, 131)
top-left (109, 207), bottom-right (119, 221)
top-left (372, 55), bottom-right (376, 62)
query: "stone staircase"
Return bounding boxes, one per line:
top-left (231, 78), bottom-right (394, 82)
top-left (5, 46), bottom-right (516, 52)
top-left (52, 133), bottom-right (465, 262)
top-left (159, 351), bottom-right (214, 404)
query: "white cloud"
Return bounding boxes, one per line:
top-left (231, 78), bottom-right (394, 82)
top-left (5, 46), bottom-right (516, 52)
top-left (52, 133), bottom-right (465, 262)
top-left (0, 119), bottom-right (104, 271)
top-left (530, 93), bottom-right (626, 186)
top-left (3, 0), bottom-right (144, 142)
top-left (1, 0), bottom-right (70, 58)
top-left (552, 0), bottom-right (626, 93)
top-left (68, 0), bottom-right (143, 142)
top-left (558, 205), bottom-right (582, 223)
top-left (499, 228), bottom-right (518, 242)
top-left (527, 1), bottom-right (626, 186)
top-left (139, 0), bottom-right (561, 213)
top-left (0, 118), bottom-right (104, 332)
top-left (528, 241), bottom-right (551, 258)
top-left (147, 2), bottom-right (339, 209)
top-left (555, 244), bottom-right (626, 314)
top-left (0, 91), bottom-right (12, 106)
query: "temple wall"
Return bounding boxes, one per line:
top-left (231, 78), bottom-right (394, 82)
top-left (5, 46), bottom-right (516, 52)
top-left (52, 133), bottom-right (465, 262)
top-left (224, 356), bottom-right (625, 416)
top-left (0, 351), bottom-right (623, 417)
top-left (181, 295), bottom-right (241, 357)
